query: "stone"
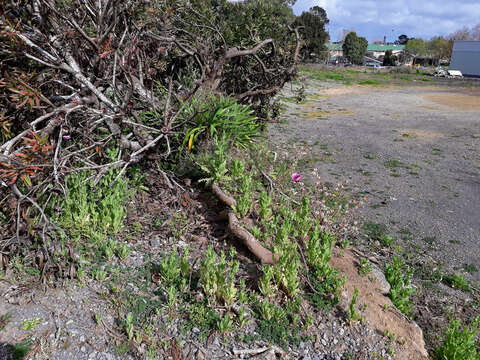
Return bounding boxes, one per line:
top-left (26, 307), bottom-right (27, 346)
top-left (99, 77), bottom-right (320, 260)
top-left (330, 249), bottom-right (429, 360)
top-left (370, 264), bottom-right (391, 295)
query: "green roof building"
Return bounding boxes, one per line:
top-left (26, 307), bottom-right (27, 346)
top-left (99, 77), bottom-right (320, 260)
top-left (326, 43), bottom-right (405, 60)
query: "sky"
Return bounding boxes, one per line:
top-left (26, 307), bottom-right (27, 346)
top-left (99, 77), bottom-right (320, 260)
top-left (292, 0), bottom-right (480, 43)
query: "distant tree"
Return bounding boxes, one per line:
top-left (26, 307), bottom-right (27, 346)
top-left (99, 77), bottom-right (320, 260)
top-left (397, 34), bottom-right (409, 45)
top-left (405, 38), bottom-right (427, 62)
top-left (446, 23), bottom-right (480, 60)
top-left (448, 26), bottom-right (472, 41)
top-left (342, 32), bottom-right (367, 65)
top-left (428, 36), bottom-right (450, 60)
top-left (341, 29), bottom-right (356, 42)
top-left (382, 50), bottom-right (397, 66)
top-left (294, 6), bottom-right (329, 61)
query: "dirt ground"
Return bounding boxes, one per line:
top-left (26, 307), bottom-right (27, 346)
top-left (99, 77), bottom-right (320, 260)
top-left (270, 78), bottom-right (480, 282)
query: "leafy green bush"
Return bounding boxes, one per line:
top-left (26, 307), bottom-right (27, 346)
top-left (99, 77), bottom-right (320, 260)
top-left (435, 316), bottom-right (480, 360)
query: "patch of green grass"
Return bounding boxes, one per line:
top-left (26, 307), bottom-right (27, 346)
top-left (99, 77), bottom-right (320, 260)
top-left (253, 297), bottom-right (308, 348)
top-left (422, 236), bottom-right (436, 245)
top-left (347, 288), bottom-right (361, 322)
top-left (384, 159), bottom-right (404, 168)
top-left (299, 68), bottom-right (352, 84)
top-left (326, 73), bottom-right (348, 81)
top-left (443, 273), bottom-right (471, 292)
top-left (358, 80), bottom-right (380, 85)
top-left (5, 339), bottom-right (32, 360)
top-left (362, 222), bottom-right (395, 246)
top-left (463, 264), bottom-right (478, 274)
top-left (363, 222), bottom-right (387, 240)
top-left (356, 168), bottom-right (372, 176)
top-left (435, 316), bottom-right (480, 360)
top-left (379, 235), bottom-right (396, 247)
top-left (363, 153), bottom-right (377, 159)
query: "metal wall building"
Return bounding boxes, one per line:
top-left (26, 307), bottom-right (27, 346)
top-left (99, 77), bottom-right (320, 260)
top-left (450, 40), bottom-right (480, 77)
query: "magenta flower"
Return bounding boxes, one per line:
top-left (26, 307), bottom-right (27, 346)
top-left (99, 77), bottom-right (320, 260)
top-left (62, 135), bottom-right (71, 140)
top-left (291, 173), bottom-right (302, 183)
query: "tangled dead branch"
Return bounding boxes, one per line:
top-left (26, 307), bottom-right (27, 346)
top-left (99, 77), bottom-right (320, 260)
top-left (0, 0), bottom-right (299, 275)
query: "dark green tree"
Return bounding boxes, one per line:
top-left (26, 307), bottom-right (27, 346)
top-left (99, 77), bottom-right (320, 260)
top-left (342, 32), bottom-right (367, 65)
top-left (382, 49), bottom-right (397, 66)
top-left (294, 6), bottom-right (329, 61)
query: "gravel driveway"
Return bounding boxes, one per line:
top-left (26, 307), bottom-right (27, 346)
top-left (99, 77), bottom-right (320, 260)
top-left (270, 79), bottom-right (480, 281)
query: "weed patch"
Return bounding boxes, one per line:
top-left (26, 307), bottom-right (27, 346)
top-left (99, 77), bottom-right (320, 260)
top-left (442, 273), bottom-right (471, 292)
top-left (385, 256), bottom-right (415, 315)
top-left (358, 80), bottom-right (380, 85)
top-left (435, 316), bottom-right (480, 360)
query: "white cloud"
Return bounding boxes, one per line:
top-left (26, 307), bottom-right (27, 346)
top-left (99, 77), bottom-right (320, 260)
top-left (292, 0), bottom-right (480, 41)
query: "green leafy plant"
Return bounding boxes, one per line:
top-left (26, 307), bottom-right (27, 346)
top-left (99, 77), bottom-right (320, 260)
top-left (359, 258), bottom-right (372, 275)
top-left (184, 96), bottom-right (260, 151)
top-left (199, 246), bottom-right (239, 307)
top-left (59, 164), bottom-right (129, 242)
top-left (435, 316), bottom-right (480, 360)
top-left (5, 339), bottom-right (32, 360)
top-left (158, 248), bottom-right (189, 286)
top-left (385, 256), bottom-right (415, 315)
top-left (21, 317), bottom-right (41, 331)
top-left (443, 273), bottom-right (471, 292)
top-left (116, 243), bottom-right (130, 260)
top-left (258, 265), bottom-right (276, 298)
top-left (198, 136), bottom-right (230, 185)
top-left (305, 227), bottom-right (345, 307)
top-left (348, 288), bottom-right (360, 322)
top-left (258, 190), bottom-right (273, 220)
top-left (234, 172), bottom-right (254, 218)
top-left (217, 314), bottom-right (233, 332)
top-left (125, 313), bottom-right (134, 340)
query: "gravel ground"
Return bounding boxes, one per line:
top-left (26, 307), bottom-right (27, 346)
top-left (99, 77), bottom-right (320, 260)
top-left (0, 267), bottom-right (395, 360)
top-left (269, 78), bottom-right (480, 282)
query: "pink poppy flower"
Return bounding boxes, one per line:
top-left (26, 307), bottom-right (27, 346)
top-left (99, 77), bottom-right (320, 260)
top-left (291, 173), bottom-right (302, 183)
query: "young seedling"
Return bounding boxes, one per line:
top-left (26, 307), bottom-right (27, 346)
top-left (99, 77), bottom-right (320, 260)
top-left (348, 288), bottom-right (360, 323)
top-left (359, 258), bottom-right (372, 275)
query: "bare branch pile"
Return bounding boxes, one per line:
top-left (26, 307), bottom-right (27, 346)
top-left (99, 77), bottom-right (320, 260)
top-left (0, 0), bottom-right (299, 274)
